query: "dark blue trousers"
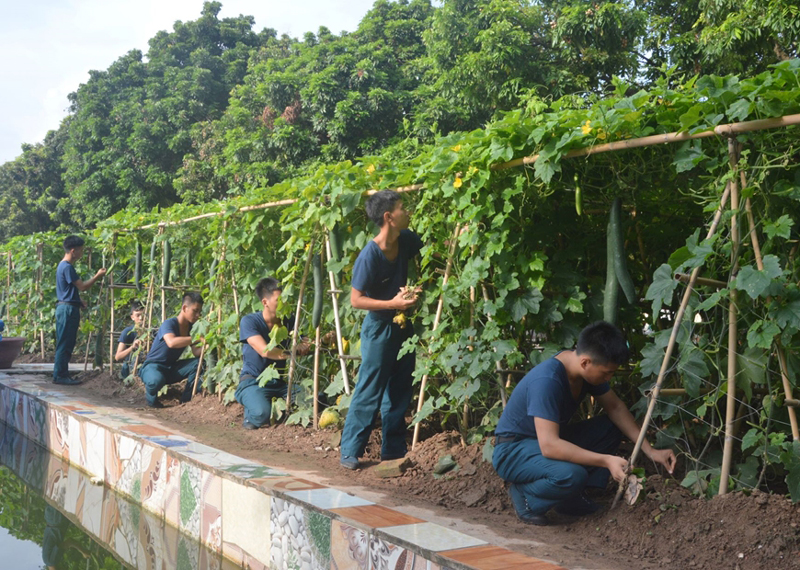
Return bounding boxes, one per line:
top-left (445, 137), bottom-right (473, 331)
top-left (340, 312), bottom-right (415, 459)
top-left (235, 376), bottom-right (301, 427)
top-left (492, 415), bottom-right (622, 515)
top-left (54, 304), bottom-right (80, 381)
top-left (139, 358), bottom-right (200, 406)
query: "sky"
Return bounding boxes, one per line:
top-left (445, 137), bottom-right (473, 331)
top-left (0, 0), bottom-right (377, 164)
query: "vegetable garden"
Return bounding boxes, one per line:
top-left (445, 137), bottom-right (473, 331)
top-left (3, 61), bottom-right (800, 502)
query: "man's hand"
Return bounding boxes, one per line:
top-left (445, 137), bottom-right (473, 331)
top-left (95, 268), bottom-right (107, 279)
top-left (296, 341), bottom-right (311, 356)
top-left (605, 455), bottom-right (629, 483)
top-left (647, 448), bottom-right (677, 475)
top-left (391, 289), bottom-right (417, 311)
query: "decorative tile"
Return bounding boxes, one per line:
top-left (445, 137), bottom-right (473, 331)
top-left (331, 519), bottom-right (370, 570)
top-left (378, 523), bottom-right (486, 553)
top-left (285, 488), bottom-right (373, 510)
top-left (331, 505), bottom-right (424, 529)
top-left (201, 471), bottom-right (222, 553)
top-left (163, 455), bottom-right (182, 528)
top-left (26, 396), bottom-right (47, 445)
top-left (220, 462), bottom-right (287, 479)
top-left (180, 462), bottom-right (202, 539)
top-left (45, 454), bottom-right (69, 508)
top-left (141, 444), bottom-right (168, 517)
top-left (84, 422), bottom-right (106, 478)
top-left (371, 538), bottom-right (446, 570)
top-left (143, 435), bottom-right (192, 448)
top-left (108, 493), bottom-right (140, 567)
top-left (440, 545), bottom-right (565, 570)
top-left (174, 534), bottom-right (200, 570)
top-left (270, 496), bottom-right (331, 570)
top-left (123, 424), bottom-right (173, 437)
top-left (67, 414), bottom-right (87, 470)
top-left (254, 476), bottom-right (327, 493)
top-left (48, 407), bottom-right (70, 460)
top-left (105, 433), bottom-right (142, 500)
top-left (138, 508), bottom-right (166, 570)
top-left (221, 477), bottom-right (271, 567)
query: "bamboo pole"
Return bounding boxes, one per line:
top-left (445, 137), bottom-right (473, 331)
top-left (325, 238), bottom-right (351, 395)
top-left (674, 274), bottom-right (727, 289)
top-left (719, 138), bottom-right (742, 495)
top-left (411, 223), bottom-right (461, 450)
top-left (312, 326), bottom-right (321, 430)
top-left (108, 235), bottom-right (117, 376)
top-left (36, 243), bottom-right (45, 359)
top-left (134, 226), bottom-right (164, 379)
top-left (160, 237), bottom-right (166, 323)
top-left (612, 180), bottom-right (732, 509)
top-left (286, 236), bottom-right (315, 408)
top-left (83, 331), bottom-right (92, 372)
top-left (481, 284), bottom-right (510, 407)
top-left (190, 343), bottom-right (207, 398)
top-left (230, 266), bottom-right (240, 315)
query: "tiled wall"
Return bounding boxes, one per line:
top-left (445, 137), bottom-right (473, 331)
top-left (0, 374), bottom-right (564, 570)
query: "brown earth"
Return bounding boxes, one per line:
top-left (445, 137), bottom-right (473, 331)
top-left (45, 369), bottom-right (800, 569)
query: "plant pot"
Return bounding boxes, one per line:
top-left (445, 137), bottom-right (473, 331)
top-left (0, 337), bottom-right (25, 369)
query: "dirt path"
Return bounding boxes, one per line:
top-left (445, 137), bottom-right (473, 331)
top-left (43, 369), bottom-right (800, 569)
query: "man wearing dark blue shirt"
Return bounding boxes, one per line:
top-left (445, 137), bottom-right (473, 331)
top-left (114, 301), bottom-right (144, 380)
top-left (53, 235), bottom-right (106, 385)
top-left (492, 321), bottom-right (676, 525)
top-left (236, 277), bottom-right (309, 429)
top-left (340, 190), bottom-right (423, 470)
top-left (139, 292), bottom-right (204, 408)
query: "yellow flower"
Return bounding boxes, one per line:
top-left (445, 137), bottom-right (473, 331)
top-left (453, 176), bottom-right (463, 189)
top-left (451, 144), bottom-right (462, 152)
top-left (366, 164), bottom-right (376, 174)
top-left (581, 120), bottom-right (592, 135)
top-left (597, 129), bottom-right (607, 140)
top-left (468, 166), bottom-right (479, 176)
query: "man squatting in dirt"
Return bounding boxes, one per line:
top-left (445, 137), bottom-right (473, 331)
top-left (54, 235), bottom-right (106, 386)
top-left (138, 292), bottom-right (205, 408)
top-left (492, 321), bottom-right (677, 525)
top-left (236, 277), bottom-right (310, 429)
top-left (114, 300), bottom-right (145, 380)
top-left (340, 190), bottom-right (423, 470)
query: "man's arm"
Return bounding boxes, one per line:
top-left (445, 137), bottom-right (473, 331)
top-left (535, 417), bottom-right (629, 482)
top-left (114, 339), bottom-right (140, 362)
top-left (74, 268), bottom-right (106, 292)
top-left (596, 389), bottom-right (676, 474)
top-left (245, 335), bottom-right (287, 360)
top-left (350, 288), bottom-right (417, 311)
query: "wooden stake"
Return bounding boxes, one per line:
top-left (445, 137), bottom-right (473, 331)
top-left (134, 225), bottom-right (164, 379)
top-left (83, 331), bottom-right (92, 372)
top-left (36, 243), bottom-right (45, 359)
top-left (109, 235), bottom-right (116, 376)
top-left (230, 266), bottom-right (239, 315)
top-left (313, 326), bottom-right (321, 430)
top-left (412, 223), bottom-right (461, 450)
top-left (720, 138), bottom-right (742, 496)
top-left (191, 343), bottom-right (207, 398)
top-left (481, 283), bottom-right (509, 408)
top-left (287, 236), bottom-right (315, 408)
top-left (612, 180), bottom-right (732, 509)
top-left (325, 238), bottom-right (351, 395)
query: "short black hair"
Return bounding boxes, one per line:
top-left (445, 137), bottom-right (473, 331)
top-left (129, 301), bottom-right (144, 314)
top-left (63, 235), bottom-right (85, 252)
top-left (183, 291), bottom-right (203, 306)
top-left (255, 277), bottom-right (282, 301)
top-left (575, 321), bottom-right (629, 366)
top-left (365, 190), bottom-right (402, 227)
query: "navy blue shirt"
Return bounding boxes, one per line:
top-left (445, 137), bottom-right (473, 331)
top-left (118, 325), bottom-right (137, 345)
top-left (351, 229), bottom-right (423, 319)
top-left (239, 312), bottom-right (294, 380)
top-left (55, 261), bottom-right (81, 303)
top-left (495, 356), bottom-right (610, 439)
top-left (144, 317), bottom-right (192, 365)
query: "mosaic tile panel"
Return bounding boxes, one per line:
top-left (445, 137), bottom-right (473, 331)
top-left (48, 407), bottom-right (70, 460)
top-left (331, 505), bottom-right (425, 529)
top-left (45, 454), bottom-right (69, 509)
top-left (67, 413), bottom-right (87, 471)
top-left (26, 395), bottom-right (47, 445)
top-left (270, 496), bottom-right (331, 570)
top-left (440, 545), bottom-right (566, 570)
top-left (138, 508), bottom-right (166, 570)
top-left (201, 471), bottom-right (223, 553)
top-left (378, 523), bottom-right (487, 553)
top-left (141, 444), bottom-right (168, 517)
top-left (79, 474), bottom-right (105, 537)
top-left (100, 488), bottom-right (140, 567)
top-left (285, 487), bottom-right (374, 510)
top-left (105, 432), bottom-right (142, 500)
top-left (370, 538), bottom-right (447, 570)
top-left (163, 455), bottom-right (182, 528)
top-left (180, 461), bottom-right (202, 539)
top-left (254, 476), bottom-right (327, 493)
top-left (221, 477), bottom-right (271, 567)
top-left (84, 421), bottom-right (106, 477)
top-left (331, 519), bottom-right (370, 570)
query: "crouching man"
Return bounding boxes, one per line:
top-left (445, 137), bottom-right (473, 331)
top-left (139, 292), bottom-right (204, 408)
top-left (492, 321), bottom-right (676, 525)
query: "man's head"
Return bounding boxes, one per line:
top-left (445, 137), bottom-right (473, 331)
top-left (130, 301), bottom-right (144, 326)
top-left (575, 321), bottom-right (629, 385)
top-left (63, 235), bottom-right (85, 259)
top-left (365, 190), bottom-right (409, 229)
top-left (180, 292), bottom-right (204, 323)
top-left (255, 277), bottom-right (282, 315)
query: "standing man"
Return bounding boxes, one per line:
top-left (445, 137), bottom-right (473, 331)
top-left (138, 292), bottom-right (204, 408)
top-left (492, 321), bottom-right (677, 525)
top-left (340, 190), bottom-right (422, 470)
top-left (54, 236), bottom-right (106, 385)
top-left (114, 301), bottom-right (144, 380)
top-left (236, 277), bottom-right (309, 429)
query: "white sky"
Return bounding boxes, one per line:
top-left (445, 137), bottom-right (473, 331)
top-left (0, 0), bottom-right (377, 164)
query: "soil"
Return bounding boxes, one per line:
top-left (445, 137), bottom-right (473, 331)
top-left (34, 368), bottom-right (800, 569)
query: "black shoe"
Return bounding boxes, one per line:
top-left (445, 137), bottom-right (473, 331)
top-left (147, 400), bottom-right (164, 409)
top-left (508, 484), bottom-right (549, 525)
top-left (53, 377), bottom-right (82, 386)
top-left (340, 455), bottom-right (359, 470)
top-left (180, 392), bottom-right (193, 404)
top-left (555, 491), bottom-right (601, 516)
top-left (243, 420), bottom-right (258, 430)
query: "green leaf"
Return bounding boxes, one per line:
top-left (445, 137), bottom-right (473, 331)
top-left (763, 215), bottom-right (794, 240)
top-left (727, 99), bottom-right (753, 121)
top-left (746, 320), bottom-right (780, 349)
top-left (673, 140), bottom-right (706, 173)
top-left (734, 265), bottom-right (772, 300)
top-left (678, 345), bottom-right (708, 398)
top-left (741, 428), bottom-right (762, 453)
top-left (510, 288), bottom-right (543, 321)
top-left (646, 264), bottom-right (678, 317)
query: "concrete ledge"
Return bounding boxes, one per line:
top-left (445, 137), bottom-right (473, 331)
top-left (0, 372), bottom-right (565, 570)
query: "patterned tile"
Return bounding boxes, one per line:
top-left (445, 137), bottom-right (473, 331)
top-left (221, 477), bottom-right (271, 567)
top-left (138, 508), bottom-right (166, 570)
top-left (254, 476), bottom-right (327, 493)
top-left (331, 519), bottom-right (370, 570)
top-left (122, 424), bottom-right (173, 437)
top-left (141, 444), bottom-right (168, 517)
top-left (143, 435), bottom-right (192, 448)
top-left (285, 487), bottom-right (374, 510)
top-left (100, 488), bottom-right (140, 567)
top-left (45, 454), bottom-right (69, 509)
top-left (48, 407), bottom-right (70, 460)
top-left (270, 496), bottom-right (331, 570)
top-left (105, 432), bottom-right (142, 500)
top-left (80, 475), bottom-right (106, 537)
top-left (331, 505), bottom-right (424, 529)
top-left (163, 455), bottom-right (182, 528)
top-left (84, 422), bottom-right (106, 478)
top-left (440, 545), bottom-right (566, 570)
top-left (378, 523), bottom-right (486, 553)
top-left (180, 461), bottom-right (202, 539)
top-left (371, 538), bottom-right (446, 570)
top-left (220, 462), bottom-right (287, 479)
top-left (25, 396), bottom-right (47, 445)
top-left (67, 414), bottom-right (87, 470)
top-left (201, 471), bottom-right (223, 553)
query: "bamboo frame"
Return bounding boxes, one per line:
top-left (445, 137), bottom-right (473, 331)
top-left (36, 243), bottom-right (45, 359)
top-left (481, 283), bottom-right (510, 408)
top-left (325, 238), bottom-right (350, 395)
top-left (674, 273), bottom-right (727, 289)
top-left (411, 223), bottom-right (461, 450)
top-left (191, 343), bottom-right (207, 398)
top-left (312, 326), bottom-right (321, 430)
top-left (286, 236), bottom-right (315, 408)
top-left (133, 225), bottom-right (164, 379)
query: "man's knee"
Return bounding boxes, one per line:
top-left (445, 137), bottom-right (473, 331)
top-left (551, 463), bottom-right (589, 492)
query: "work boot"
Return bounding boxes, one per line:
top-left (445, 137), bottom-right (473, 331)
top-left (508, 484), bottom-right (549, 526)
top-left (53, 377), bottom-right (81, 386)
top-left (340, 455), bottom-right (359, 470)
top-left (555, 491), bottom-right (600, 516)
